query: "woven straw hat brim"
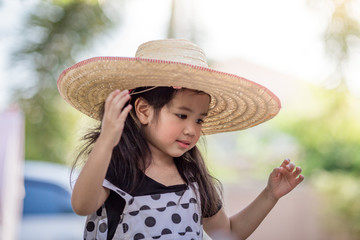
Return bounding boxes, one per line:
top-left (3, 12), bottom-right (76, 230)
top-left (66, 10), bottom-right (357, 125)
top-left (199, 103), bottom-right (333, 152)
top-left (57, 56), bottom-right (281, 135)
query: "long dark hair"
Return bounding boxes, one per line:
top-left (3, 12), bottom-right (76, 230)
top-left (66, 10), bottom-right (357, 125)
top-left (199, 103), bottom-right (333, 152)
top-left (73, 87), bottom-right (223, 217)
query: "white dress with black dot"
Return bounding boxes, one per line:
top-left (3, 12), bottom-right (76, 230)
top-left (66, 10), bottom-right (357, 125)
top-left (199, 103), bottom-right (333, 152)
top-left (84, 179), bottom-right (203, 240)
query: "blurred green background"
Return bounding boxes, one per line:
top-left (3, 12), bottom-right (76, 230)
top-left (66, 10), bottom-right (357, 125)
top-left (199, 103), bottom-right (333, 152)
top-left (1, 0), bottom-right (359, 239)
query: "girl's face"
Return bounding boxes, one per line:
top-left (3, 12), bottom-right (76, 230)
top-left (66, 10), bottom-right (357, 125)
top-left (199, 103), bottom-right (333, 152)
top-left (144, 89), bottom-right (210, 161)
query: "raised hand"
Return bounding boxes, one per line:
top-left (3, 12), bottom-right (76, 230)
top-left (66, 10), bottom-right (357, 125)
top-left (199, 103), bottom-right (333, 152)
top-left (99, 89), bottom-right (132, 148)
top-left (266, 159), bottom-right (304, 201)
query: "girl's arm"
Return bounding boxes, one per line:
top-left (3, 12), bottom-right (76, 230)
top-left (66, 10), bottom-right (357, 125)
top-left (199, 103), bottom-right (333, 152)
top-left (203, 159), bottom-right (304, 239)
top-left (71, 90), bottom-right (132, 216)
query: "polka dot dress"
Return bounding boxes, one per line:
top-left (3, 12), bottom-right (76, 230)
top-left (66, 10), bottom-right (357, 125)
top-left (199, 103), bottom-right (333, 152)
top-left (84, 179), bottom-right (203, 240)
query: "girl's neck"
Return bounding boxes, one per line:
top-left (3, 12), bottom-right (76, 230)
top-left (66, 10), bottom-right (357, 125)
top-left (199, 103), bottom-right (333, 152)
top-left (150, 155), bottom-right (174, 167)
top-left (144, 148), bottom-right (185, 186)
top-left (146, 143), bottom-right (175, 167)
top-left (145, 156), bottom-right (186, 187)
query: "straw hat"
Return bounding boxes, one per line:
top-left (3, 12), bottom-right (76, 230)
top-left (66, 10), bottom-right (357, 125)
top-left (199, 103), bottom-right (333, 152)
top-left (57, 39), bottom-right (281, 134)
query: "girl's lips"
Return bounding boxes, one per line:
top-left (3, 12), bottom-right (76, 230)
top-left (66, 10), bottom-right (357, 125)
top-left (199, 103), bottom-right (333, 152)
top-left (176, 140), bottom-right (191, 148)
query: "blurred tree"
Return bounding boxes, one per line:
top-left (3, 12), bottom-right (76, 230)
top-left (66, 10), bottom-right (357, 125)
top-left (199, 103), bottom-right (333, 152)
top-left (11, 0), bottom-right (115, 164)
top-left (284, 0), bottom-right (360, 175)
top-left (280, 86), bottom-right (360, 175)
top-left (308, 0), bottom-right (360, 89)
top-left (323, 0), bottom-right (360, 71)
top-left (285, 1), bottom-right (360, 236)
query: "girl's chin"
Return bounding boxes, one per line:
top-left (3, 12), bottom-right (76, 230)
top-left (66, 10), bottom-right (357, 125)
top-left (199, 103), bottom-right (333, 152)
top-left (172, 150), bottom-right (194, 158)
top-left (169, 150), bottom-right (188, 158)
top-left (172, 153), bottom-right (186, 158)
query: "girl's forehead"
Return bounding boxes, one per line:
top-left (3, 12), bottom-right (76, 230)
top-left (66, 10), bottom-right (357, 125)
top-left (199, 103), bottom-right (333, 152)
top-left (170, 89), bottom-right (211, 111)
top-left (174, 88), bottom-right (210, 99)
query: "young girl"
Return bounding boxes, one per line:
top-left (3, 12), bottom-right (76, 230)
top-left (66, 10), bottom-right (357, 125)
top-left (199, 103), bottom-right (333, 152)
top-left (57, 39), bottom-right (304, 240)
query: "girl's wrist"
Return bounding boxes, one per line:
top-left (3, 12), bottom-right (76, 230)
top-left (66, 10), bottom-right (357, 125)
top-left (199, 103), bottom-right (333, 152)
top-left (97, 132), bottom-right (116, 151)
top-left (263, 186), bottom-right (279, 204)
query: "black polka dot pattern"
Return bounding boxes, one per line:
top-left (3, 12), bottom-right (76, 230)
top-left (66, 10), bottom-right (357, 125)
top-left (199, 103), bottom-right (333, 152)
top-left (83, 179), bottom-right (204, 239)
top-left (181, 203), bottom-right (189, 209)
top-left (189, 198), bottom-right (197, 203)
top-left (172, 213), bottom-right (181, 224)
top-left (175, 190), bottom-right (185, 196)
top-left (96, 207), bottom-right (103, 216)
top-left (129, 211), bottom-right (139, 216)
top-left (156, 207), bottom-right (166, 212)
top-left (167, 201), bottom-right (176, 207)
top-left (86, 221), bottom-right (95, 232)
top-left (145, 217), bottom-right (156, 227)
top-left (161, 228), bottom-right (172, 235)
top-left (116, 189), bottom-right (126, 196)
top-left (99, 223), bottom-right (107, 233)
top-left (134, 233), bottom-right (145, 240)
top-left (193, 213), bottom-right (199, 223)
top-left (123, 223), bottom-right (129, 233)
top-left (151, 194), bottom-right (161, 200)
top-left (140, 205), bottom-right (150, 210)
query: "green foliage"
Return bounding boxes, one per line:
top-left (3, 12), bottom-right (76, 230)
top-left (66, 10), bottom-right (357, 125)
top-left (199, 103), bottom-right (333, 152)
top-left (51, 0), bottom-right (99, 6)
top-left (314, 171), bottom-right (360, 239)
top-left (279, 86), bottom-right (360, 176)
top-left (12, 0), bottom-right (114, 163)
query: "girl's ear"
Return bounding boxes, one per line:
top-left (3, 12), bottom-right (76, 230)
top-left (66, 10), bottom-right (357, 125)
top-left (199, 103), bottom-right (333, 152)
top-left (134, 98), bottom-right (152, 125)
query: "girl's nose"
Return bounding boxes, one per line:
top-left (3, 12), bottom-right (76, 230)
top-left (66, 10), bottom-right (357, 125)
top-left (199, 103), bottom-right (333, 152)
top-left (183, 122), bottom-right (196, 136)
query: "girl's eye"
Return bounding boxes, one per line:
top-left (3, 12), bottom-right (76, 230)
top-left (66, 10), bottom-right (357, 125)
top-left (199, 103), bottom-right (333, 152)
top-left (177, 114), bottom-right (187, 119)
top-left (197, 119), bottom-right (204, 124)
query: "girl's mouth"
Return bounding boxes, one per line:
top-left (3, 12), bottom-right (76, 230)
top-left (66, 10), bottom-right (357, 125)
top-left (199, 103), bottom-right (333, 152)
top-left (176, 140), bottom-right (191, 149)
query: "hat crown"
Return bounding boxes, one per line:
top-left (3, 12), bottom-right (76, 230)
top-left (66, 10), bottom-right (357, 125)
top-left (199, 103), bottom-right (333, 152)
top-left (135, 39), bottom-right (208, 67)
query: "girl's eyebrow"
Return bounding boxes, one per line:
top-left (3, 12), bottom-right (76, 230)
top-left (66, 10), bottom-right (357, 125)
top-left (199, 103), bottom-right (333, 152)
top-left (177, 106), bottom-right (208, 116)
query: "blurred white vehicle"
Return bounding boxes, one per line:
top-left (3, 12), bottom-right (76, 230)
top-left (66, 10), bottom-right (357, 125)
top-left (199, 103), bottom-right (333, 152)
top-left (19, 161), bottom-right (85, 240)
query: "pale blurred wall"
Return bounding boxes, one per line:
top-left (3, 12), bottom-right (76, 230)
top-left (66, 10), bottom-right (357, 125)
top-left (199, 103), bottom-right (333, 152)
top-left (0, 107), bottom-right (25, 240)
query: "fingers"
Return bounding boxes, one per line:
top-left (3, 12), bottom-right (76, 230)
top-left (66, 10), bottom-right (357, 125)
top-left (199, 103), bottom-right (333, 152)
top-left (280, 158), bottom-right (290, 168)
top-left (279, 158), bottom-right (305, 181)
top-left (295, 174), bottom-right (305, 185)
top-left (269, 167), bottom-right (280, 179)
top-left (293, 166), bottom-right (304, 184)
top-left (118, 104), bottom-right (132, 122)
top-left (293, 166), bottom-right (302, 177)
top-left (280, 158), bottom-right (296, 172)
top-left (104, 89), bottom-right (131, 119)
top-left (287, 162), bottom-right (296, 172)
top-left (104, 89), bottom-right (121, 111)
